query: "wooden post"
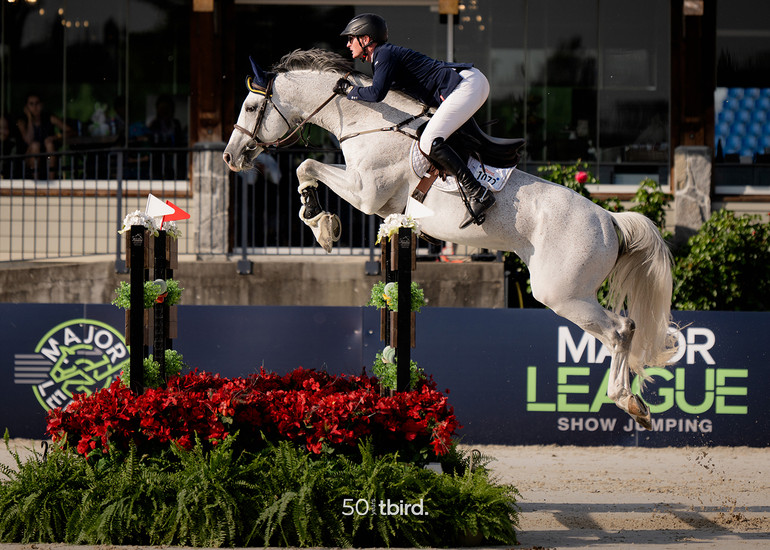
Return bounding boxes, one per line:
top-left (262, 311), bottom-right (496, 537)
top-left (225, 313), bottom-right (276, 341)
top-left (396, 227), bottom-right (413, 392)
top-left (125, 226), bottom-right (180, 393)
top-left (128, 225), bottom-right (146, 393)
top-left (153, 230), bottom-right (168, 382)
top-left (379, 227), bottom-right (417, 392)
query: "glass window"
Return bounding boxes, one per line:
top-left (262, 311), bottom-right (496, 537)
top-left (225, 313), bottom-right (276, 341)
top-left (598, 0), bottom-right (669, 175)
top-left (714, 0), bottom-right (770, 162)
top-left (0, 0), bottom-right (189, 161)
top-left (227, 0), bottom-right (669, 183)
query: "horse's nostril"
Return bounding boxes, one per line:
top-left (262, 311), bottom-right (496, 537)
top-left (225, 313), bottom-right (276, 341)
top-left (223, 152), bottom-right (231, 164)
top-left (246, 139), bottom-right (257, 150)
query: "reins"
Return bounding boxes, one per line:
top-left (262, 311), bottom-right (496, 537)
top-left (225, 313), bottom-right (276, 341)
top-left (338, 103), bottom-right (431, 144)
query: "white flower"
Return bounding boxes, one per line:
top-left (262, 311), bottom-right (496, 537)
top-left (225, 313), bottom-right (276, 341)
top-left (118, 210), bottom-right (160, 236)
top-left (164, 220), bottom-right (182, 240)
top-left (376, 214), bottom-right (421, 243)
top-left (381, 345), bottom-right (396, 364)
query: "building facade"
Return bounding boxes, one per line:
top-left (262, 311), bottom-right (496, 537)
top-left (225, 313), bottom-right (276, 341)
top-left (1, 0), bottom-right (769, 223)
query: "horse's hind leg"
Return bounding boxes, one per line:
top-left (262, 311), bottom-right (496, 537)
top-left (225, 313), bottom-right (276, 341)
top-left (546, 296), bottom-right (652, 430)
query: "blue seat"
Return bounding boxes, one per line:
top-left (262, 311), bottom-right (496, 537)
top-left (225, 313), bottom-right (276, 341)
top-left (761, 88), bottom-right (770, 98)
top-left (748, 122), bottom-right (763, 136)
top-left (740, 97), bottom-right (756, 111)
top-left (752, 109), bottom-right (768, 124)
top-left (746, 87), bottom-right (761, 99)
top-left (742, 135), bottom-right (759, 153)
top-left (728, 87), bottom-right (744, 99)
top-left (760, 135), bottom-right (770, 152)
top-left (758, 97), bottom-right (770, 111)
top-left (736, 109), bottom-right (752, 124)
top-left (716, 121), bottom-right (731, 138)
top-left (725, 134), bottom-right (743, 153)
top-left (718, 109), bottom-right (736, 124)
top-left (730, 121), bottom-right (747, 137)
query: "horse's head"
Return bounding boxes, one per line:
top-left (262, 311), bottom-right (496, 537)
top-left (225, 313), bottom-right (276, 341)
top-left (223, 58), bottom-right (291, 172)
top-left (224, 50), bottom-right (357, 172)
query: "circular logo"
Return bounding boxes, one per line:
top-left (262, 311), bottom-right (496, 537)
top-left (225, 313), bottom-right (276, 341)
top-left (16, 319), bottom-right (129, 411)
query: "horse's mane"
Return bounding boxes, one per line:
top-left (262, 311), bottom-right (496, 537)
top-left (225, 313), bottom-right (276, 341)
top-left (271, 48), bottom-right (358, 76)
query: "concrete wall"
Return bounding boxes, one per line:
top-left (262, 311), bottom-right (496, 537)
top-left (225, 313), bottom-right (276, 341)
top-left (0, 257), bottom-right (505, 308)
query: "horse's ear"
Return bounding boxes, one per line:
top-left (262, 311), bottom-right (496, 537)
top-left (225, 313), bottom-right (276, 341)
top-left (249, 56), bottom-right (269, 88)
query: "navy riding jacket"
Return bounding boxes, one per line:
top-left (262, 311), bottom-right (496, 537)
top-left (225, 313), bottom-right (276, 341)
top-left (346, 42), bottom-right (473, 107)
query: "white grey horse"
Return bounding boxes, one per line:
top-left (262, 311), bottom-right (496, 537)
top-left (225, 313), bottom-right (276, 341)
top-left (223, 49), bottom-right (677, 430)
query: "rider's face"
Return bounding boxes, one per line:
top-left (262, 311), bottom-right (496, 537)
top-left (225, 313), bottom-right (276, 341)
top-left (346, 35), bottom-right (369, 61)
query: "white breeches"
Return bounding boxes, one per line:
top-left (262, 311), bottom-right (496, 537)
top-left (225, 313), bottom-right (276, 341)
top-left (418, 67), bottom-right (490, 155)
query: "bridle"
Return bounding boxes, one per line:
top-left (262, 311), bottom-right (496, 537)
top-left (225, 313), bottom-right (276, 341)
top-left (233, 73), bottom-right (341, 148)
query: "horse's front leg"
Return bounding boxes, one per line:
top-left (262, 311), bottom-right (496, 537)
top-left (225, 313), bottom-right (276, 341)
top-left (298, 181), bottom-right (341, 253)
top-left (296, 161), bottom-right (347, 253)
top-left (296, 159), bottom-right (387, 253)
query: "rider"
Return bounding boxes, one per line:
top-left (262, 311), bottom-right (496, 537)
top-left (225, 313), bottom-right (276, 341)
top-left (335, 13), bottom-right (494, 228)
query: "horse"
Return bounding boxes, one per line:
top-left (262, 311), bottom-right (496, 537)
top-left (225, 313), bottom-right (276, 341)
top-left (223, 48), bottom-right (677, 430)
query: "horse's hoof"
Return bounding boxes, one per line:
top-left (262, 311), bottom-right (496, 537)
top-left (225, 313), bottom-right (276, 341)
top-left (620, 394), bottom-right (652, 431)
top-left (318, 213), bottom-right (341, 253)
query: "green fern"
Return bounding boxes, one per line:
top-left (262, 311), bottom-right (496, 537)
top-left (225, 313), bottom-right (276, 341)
top-left (0, 440), bottom-right (89, 542)
top-left (0, 434), bottom-right (519, 547)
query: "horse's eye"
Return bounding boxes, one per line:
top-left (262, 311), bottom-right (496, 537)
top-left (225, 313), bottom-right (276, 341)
top-left (245, 105), bottom-right (256, 113)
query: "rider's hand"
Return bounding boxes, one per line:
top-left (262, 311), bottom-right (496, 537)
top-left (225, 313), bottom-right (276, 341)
top-left (333, 78), bottom-right (352, 96)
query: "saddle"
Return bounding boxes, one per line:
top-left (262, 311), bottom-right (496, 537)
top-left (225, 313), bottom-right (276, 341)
top-left (417, 118), bottom-right (526, 169)
top-left (450, 118), bottom-right (526, 168)
top-left (410, 119), bottom-right (526, 203)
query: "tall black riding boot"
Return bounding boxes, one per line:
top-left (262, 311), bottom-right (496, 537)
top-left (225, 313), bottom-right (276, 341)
top-left (428, 137), bottom-right (495, 228)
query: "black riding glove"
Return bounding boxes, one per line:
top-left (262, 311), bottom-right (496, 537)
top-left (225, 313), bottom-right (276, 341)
top-left (333, 78), bottom-right (352, 96)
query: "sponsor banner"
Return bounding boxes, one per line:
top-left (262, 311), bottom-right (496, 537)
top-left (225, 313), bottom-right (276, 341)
top-left (1, 304), bottom-right (767, 446)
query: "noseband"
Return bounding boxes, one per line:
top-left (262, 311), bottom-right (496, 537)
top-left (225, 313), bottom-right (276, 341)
top-left (233, 73), bottom-right (344, 149)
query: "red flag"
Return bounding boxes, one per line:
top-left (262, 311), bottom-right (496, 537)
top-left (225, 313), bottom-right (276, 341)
top-left (162, 199), bottom-right (190, 228)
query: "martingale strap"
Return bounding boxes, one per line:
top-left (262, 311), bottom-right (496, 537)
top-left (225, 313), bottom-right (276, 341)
top-left (411, 166), bottom-right (440, 203)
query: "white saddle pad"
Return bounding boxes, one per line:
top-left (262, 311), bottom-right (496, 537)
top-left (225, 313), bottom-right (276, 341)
top-left (409, 141), bottom-right (516, 194)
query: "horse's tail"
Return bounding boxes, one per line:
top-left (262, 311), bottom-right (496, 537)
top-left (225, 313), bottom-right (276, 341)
top-left (608, 211), bottom-right (678, 382)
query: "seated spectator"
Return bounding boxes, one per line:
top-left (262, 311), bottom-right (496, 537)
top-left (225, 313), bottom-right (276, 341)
top-left (148, 94), bottom-right (185, 147)
top-left (16, 93), bottom-right (72, 177)
top-left (147, 94), bottom-right (186, 179)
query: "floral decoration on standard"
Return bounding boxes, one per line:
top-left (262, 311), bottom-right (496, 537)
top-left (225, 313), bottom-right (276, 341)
top-left (368, 281), bottom-right (425, 312)
top-left (118, 210), bottom-right (160, 236)
top-left (112, 279), bottom-right (184, 309)
top-left (118, 210), bottom-right (183, 240)
top-left (373, 345), bottom-right (424, 390)
top-left (376, 213), bottom-right (421, 244)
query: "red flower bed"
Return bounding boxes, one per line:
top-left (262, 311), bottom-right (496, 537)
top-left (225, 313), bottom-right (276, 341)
top-left (46, 368), bottom-right (460, 460)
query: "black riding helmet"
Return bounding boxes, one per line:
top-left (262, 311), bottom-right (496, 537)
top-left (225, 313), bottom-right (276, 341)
top-left (340, 13), bottom-right (388, 43)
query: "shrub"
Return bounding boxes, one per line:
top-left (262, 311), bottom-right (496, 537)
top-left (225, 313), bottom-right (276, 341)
top-left (673, 209), bottom-right (770, 310)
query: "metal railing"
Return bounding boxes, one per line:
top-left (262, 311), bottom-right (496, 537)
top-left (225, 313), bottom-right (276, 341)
top-left (1, 148), bottom-right (193, 267)
top-left (1, 145), bottom-right (462, 269)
